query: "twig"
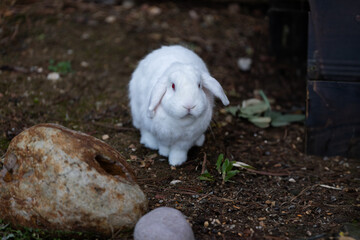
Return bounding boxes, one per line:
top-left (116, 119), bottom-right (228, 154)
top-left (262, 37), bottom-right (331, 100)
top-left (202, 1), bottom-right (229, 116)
top-left (289, 185), bottom-right (317, 203)
top-left (324, 203), bottom-right (353, 208)
top-left (201, 152), bottom-right (207, 174)
top-left (283, 128), bottom-right (288, 139)
top-left (165, 188), bottom-right (201, 196)
top-left (0, 65), bottom-right (28, 73)
top-left (264, 235), bottom-right (288, 240)
top-left (246, 168), bottom-right (289, 176)
top-left (10, 22), bottom-right (20, 40)
top-left (92, 122), bottom-right (136, 131)
top-left (319, 184), bottom-right (342, 190)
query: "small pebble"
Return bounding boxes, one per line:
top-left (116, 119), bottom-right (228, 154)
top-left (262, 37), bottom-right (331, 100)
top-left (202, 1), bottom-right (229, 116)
top-left (115, 122), bottom-right (123, 127)
top-left (204, 221), bottom-right (209, 228)
top-left (82, 32), bottom-right (90, 39)
top-left (128, 144), bottom-right (136, 151)
top-left (81, 61), bottom-right (89, 67)
top-left (122, 0), bottom-right (134, 9)
top-left (105, 15), bottom-right (116, 23)
top-left (148, 6), bottom-right (162, 16)
top-left (288, 178), bottom-right (296, 183)
top-left (237, 57), bottom-right (252, 71)
top-left (101, 134), bottom-right (109, 140)
top-left (170, 180), bottom-right (182, 185)
top-left (189, 10), bottom-right (199, 20)
top-left (47, 72), bottom-right (60, 82)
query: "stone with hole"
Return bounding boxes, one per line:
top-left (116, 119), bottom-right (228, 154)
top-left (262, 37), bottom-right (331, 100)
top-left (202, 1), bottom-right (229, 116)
top-left (0, 123), bottom-right (148, 236)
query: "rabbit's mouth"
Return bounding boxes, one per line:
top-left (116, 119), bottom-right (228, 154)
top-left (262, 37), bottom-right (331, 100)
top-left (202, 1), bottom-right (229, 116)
top-left (181, 112), bottom-right (196, 119)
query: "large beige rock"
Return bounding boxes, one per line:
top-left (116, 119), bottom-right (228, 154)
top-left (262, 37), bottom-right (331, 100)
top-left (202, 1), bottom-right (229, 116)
top-left (0, 123), bottom-right (147, 236)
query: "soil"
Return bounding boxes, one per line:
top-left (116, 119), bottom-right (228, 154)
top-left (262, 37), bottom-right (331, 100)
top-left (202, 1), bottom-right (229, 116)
top-left (0, 1), bottom-right (359, 239)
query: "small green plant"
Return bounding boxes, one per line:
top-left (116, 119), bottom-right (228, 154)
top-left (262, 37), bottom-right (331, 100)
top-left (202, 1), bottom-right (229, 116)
top-left (216, 154), bottom-right (240, 184)
top-left (0, 219), bottom-right (96, 239)
top-left (199, 154), bottom-right (239, 184)
top-left (0, 221), bottom-right (44, 240)
top-left (198, 170), bottom-right (215, 182)
top-left (226, 90), bottom-right (305, 128)
top-left (48, 60), bottom-right (72, 74)
top-left (0, 138), bottom-right (10, 152)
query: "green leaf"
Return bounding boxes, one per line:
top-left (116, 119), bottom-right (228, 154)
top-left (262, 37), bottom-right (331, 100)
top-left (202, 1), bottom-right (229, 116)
top-left (241, 98), bottom-right (262, 108)
top-left (240, 102), bottom-right (269, 116)
top-left (248, 116), bottom-right (271, 128)
top-left (216, 154), bottom-right (224, 173)
top-left (238, 112), bottom-right (253, 119)
top-left (258, 90), bottom-right (271, 111)
top-left (57, 61), bottom-right (72, 74)
top-left (0, 223), bottom-right (9, 230)
top-left (224, 170), bottom-right (239, 182)
top-left (225, 106), bottom-right (239, 116)
top-left (222, 158), bottom-right (230, 174)
top-left (265, 110), bottom-right (282, 118)
top-left (198, 170), bottom-right (214, 181)
top-left (271, 114), bottom-right (305, 127)
top-left (271, 120), bottom-right (290, 127)
top-left (2, 233), bottom-right (14, 240)
top-left (198, 175), bottom-right (214, 181)
top-left (226, 160), bottom-right (235, 172)
top-left (48, 60), bottom-right (72, 74)
top-left (276, 114), bottom-right (305, 122)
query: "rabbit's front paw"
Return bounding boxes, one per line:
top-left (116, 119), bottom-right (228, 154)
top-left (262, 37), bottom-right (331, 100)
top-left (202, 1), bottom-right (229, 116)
top-left (159, 145), bottom-right (170, 157)
top-left (195, 134), bottom-right (205, 147)
top-left (140, 130), bottom-right (158, 150)
top-left (169, 149), bottom-right (187, 166)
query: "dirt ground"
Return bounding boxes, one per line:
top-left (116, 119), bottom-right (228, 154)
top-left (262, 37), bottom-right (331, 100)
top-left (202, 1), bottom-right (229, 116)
top-left (0, 1), bottom-right (359, 239)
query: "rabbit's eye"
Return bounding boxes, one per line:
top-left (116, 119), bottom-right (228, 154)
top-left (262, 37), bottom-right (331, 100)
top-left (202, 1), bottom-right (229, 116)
top-left (198, 84), bottom-right (201, 88)
top-left (172, 83), bottom-right (175, 91)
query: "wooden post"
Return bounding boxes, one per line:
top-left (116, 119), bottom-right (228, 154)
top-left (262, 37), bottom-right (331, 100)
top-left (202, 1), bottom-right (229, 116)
top-left (306, 0), bottom-right (360, 158)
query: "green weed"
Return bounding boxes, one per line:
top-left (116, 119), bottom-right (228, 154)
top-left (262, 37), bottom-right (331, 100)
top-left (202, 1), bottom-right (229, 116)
top-left (226, 90), bottom-right (305, 128)
top-left (199, 154), bottom-right (240, 184)
top-left (48, 60), bottom-right (72, 74)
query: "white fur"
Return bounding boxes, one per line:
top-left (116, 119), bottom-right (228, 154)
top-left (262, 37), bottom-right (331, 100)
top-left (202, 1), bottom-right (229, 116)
top-left (129, 45), bottom-right (229, 166)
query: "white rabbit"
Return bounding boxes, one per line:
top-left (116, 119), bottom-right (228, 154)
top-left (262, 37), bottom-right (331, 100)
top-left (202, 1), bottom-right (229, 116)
top-left (129, 45), bottom-right (229, 166)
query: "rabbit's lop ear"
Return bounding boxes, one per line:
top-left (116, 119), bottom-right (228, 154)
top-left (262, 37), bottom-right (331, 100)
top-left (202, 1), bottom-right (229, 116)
top-left (147, 77), bottom-right (167, 118)
top-left (201, 72), bottom-right (230, 106)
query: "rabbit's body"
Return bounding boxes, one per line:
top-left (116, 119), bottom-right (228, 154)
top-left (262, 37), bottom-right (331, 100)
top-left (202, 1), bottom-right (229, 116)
top-left (129, 45), bottom-right (229, 166)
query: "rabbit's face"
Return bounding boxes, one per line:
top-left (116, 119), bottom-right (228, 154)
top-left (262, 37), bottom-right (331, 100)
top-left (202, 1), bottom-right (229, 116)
top-left (161, 68), bottom-right (208, 120)
top-left (147, 62), bottom-right (228, 120)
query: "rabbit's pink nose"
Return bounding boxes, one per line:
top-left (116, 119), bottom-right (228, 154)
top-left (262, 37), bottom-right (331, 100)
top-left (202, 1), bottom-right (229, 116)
top-left (183, 105), bottom-right (196, 111)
